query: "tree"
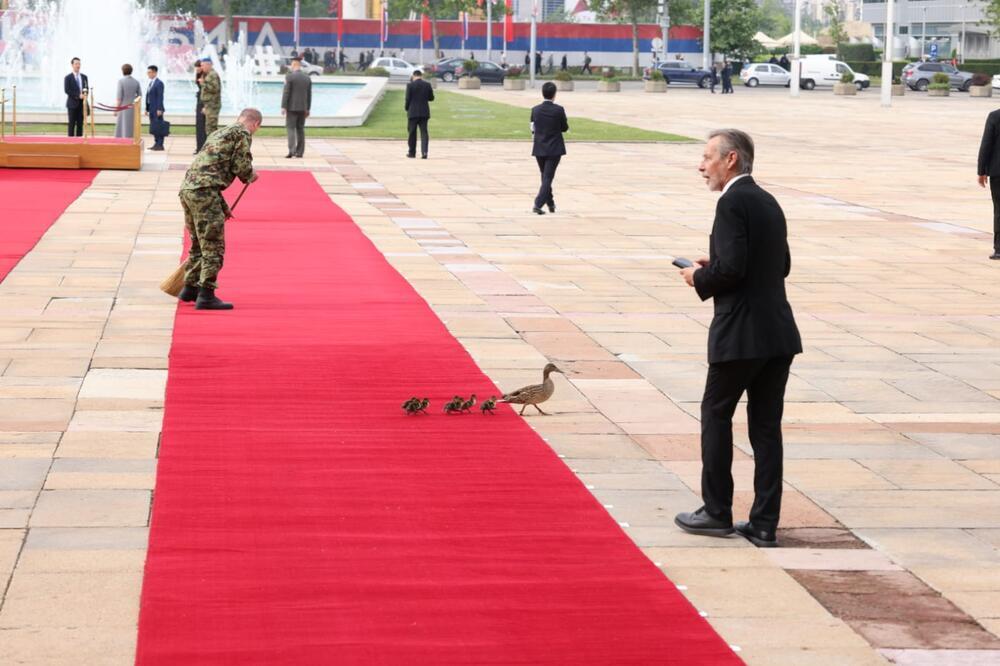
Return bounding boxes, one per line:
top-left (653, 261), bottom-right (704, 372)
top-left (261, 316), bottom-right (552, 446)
top-left (706, 0), bottom-right (759, 59)
top-left (757, 0), bottom-right (791, 39)
top-left (987, 0), bottom-right (1000, 37)
top-left (390, 0), bottom-right (506, 59)
top-left (824, 0), bottom-right (846, 46)
top-left (592, 0), bottom-right (659, 75)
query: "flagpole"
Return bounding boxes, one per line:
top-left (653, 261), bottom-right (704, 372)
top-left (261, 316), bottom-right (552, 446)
top-left (294, 0), bottom-right (301, 52)
top-left (529, 2), bottom-right (537, 88)
top-left (486, 1), bottom-right (493, 61)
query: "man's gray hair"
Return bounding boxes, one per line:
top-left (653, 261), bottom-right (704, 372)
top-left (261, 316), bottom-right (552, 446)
top-left (238, 108), bottom-right (263, 124)
top-left (708, 128), bottom-right (754, 175)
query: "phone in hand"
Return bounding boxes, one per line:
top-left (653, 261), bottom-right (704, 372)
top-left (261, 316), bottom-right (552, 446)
top-left (672, 257), bottom-right (693, 269)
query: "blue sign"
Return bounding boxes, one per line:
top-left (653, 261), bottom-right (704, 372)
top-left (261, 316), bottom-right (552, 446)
top-left (930, 43), bottom-right (938, 58)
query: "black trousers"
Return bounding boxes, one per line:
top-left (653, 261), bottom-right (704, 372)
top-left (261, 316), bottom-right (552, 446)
top-left (700, 355), bottom-right (793, 532)
top-left (407, 117), bottom-right (429, 157)
top-left (582, 64), bottom-right (592, 74)
top-left (992, 177), bottom-right (1000, 252)
top-left (195, 109), bottom-right (207, 152)
top-left (534, 155), bottom-right (561, 209)
top-left (286, 111), bottom-right (306, 156)
top-left (67, 106), bottom-right (84, 137)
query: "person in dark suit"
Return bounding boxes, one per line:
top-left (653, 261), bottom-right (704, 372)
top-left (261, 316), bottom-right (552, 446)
top-left (404, 70), bottom-right (434, 159)
top-left (145, 65), bottom-right (167, 151)
top-left (720, 61), bottom-right (733, 93)
top-left (674, 129), bottom-right (802, 548)
top-left (977, 109), bottom-right (1000, 260)
top-left (709, 63), bottom-right (719, 94)
top-left (64, 57), bottom-right (88, 137)
top-left (281, 58), bottom-right (312, 158)
top-left (530, 82), bottom-right (568, 215)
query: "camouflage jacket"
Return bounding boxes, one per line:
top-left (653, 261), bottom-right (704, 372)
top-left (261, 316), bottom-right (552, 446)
top-left (181, 124), bottom-right (253, 196)
top-left (201, 70), bottom-right (221, 112)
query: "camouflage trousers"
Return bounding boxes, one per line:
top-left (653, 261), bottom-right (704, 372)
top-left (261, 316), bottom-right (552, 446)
top-left (204, 110), bottom-right (220, 137)
top-left (179, 188), bottom-right (226, 290)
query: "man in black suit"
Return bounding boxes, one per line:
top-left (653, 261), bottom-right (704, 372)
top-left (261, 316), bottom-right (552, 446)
top-left (404, 70), bottom-right (434, 159)
top-left (720, 60), bottom-right (733, 93)
top-left (64, 57), bottom-right (88, 137)
top-left (674, 129), bottom-right (802, 548)
top-left (977, 109), bottom-right (1000, 259)
top-left (281, 58), bottom-right (312, 158)
top-left (530, 82), bottom-right (568, 215)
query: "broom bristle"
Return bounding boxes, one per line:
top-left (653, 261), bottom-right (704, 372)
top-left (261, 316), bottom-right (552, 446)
top-left (159, 264), bottom-right (186, 298)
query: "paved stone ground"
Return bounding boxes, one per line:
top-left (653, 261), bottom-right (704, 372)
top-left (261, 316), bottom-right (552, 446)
top-left (1, 86), bottom-right (999, 664)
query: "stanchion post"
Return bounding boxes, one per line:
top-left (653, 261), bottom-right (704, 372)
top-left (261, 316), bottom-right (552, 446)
top-left (11, 85), bottom-right (16, 136)
top-left (133, 96), bottom-right (141, 145)
top-left (1, 88), bottom-right (6, 141)
top-left (89, 87), bottom-right (96, 139)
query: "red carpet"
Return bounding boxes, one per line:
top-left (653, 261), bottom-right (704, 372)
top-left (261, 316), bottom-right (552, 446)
top-left (137, 171), bottom-right (742, 665)
top-left (2, 136), bottom-right (133, 144)
top-left (0, 168), bottom-right (97, 280)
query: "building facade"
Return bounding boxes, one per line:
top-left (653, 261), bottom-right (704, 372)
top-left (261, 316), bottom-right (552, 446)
top-left (862, 0), bottom-right (996, 60)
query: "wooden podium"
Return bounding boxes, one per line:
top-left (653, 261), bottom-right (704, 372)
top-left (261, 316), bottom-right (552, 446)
top-left (0, 88), bottom-right (143, 170)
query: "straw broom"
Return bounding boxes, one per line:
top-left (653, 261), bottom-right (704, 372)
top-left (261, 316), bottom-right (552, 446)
top-left (160, 181), bottom-right (252, 297)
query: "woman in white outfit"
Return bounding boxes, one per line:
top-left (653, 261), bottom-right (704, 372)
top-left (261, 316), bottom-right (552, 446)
top-left (114, 63), bottom-right (142, 138)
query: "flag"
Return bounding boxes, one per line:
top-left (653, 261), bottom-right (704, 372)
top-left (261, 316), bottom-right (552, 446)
top-left (293, 0), bottom-right (301, 45)
top-left (336, 0), bottom-right (344, 42)
top-left (381, 1), bottom-right (389, 41)
top-left (504, 0), bottom-right (514, 43)
top-left (462, 11), bottom-right (469, 41)
top-left (421, 13), bottom-right (431, 42)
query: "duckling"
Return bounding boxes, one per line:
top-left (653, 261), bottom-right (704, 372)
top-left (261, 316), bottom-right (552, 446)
top-left (417, 398), bottom-right (430, 414)
top-left (443, 396), bottom-right (464, 414)
top-left (460, 394), bottom-right (477, 412)
top-left (480, 396), bottom-right (497, 414)
top-left (500, 363), bottom-right (564, 415)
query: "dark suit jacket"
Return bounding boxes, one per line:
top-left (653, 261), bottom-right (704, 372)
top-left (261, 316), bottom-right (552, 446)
top-left (146, 78), bottom-right (165, 114)
top-left (64, 72), bottom-right (89, 109)
top-left (693, 176), bottom-right (802, 364)
top-left (978, 109), bottom-right (1000, 177)
top-left (404, 79), bottom-right (434, 119)
top-left (530, 101), bottom-right (568, 157)
top-left (282, 70), bottom-right (312, 113)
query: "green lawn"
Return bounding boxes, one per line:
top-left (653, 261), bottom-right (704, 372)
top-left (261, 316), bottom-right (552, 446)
top-left (9, 90), bottom-right (690, 143)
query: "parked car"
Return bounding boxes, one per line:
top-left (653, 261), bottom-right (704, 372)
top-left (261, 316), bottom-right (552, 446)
top-left (740, 63), bottom-right (791, 87)
top-left (455, 60), bottom-right (507, 84)
top-left (282, 57), bottom-right (323, 76)
top-left (993, 73), bottom-right (1000, 90)
top-left (902, 62), bottom-right (974, 91)
top-left (656, 61), bottom-right (713, 88)
top-left (369, 57), bottom-right (417, 80)
top-left (426, 57), bottom-right (466, 82)
top-left (798, 58), bottom-right (870, 90)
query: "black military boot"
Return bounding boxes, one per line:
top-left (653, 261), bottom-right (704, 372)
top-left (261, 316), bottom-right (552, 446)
top-left (178, 285), bottom-right (199, 302)
top-left (195, 287), bottom-right (233, 310)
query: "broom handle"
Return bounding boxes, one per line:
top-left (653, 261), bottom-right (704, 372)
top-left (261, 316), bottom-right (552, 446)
top-left (229, 180), bottom-right (251, 216)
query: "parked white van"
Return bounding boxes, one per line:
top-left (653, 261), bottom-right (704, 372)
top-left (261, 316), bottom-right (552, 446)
top-left (797, 56), bottom-right (870, 91)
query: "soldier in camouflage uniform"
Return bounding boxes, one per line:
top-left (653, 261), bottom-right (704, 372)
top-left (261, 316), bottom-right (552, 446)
top-left (177, 108), bottom-right (261, 310)
top-left (200, 59), bottom-right (222, 137)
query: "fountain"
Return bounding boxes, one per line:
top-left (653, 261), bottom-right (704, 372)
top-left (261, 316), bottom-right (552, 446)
top-left (0, 0), bottom-right (384, 142)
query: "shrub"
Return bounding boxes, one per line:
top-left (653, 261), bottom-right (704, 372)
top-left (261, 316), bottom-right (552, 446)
top-left (932, 72), bottom-right (950, 85)
top-left (461, 59), bottom-right (478, 78)
top-left (366, 67), bottom-right (390, 77)
top-left (971, 72), bottom-right (991, 87)
top-left (506, 66), bottom-right (523, 79)
top-left (840, 70), bottom-right (855, 83)
top-left (929, 82), bottom-right (950, 91)
top-left (892, 75), bottom-right (902, 85)
top-left (838, 43), bottom-right (875, 62)
top-left (601, 67), bottom-right (618, 81)
top-left (554, 70), bottom-right (573, 81)
top-left (648, 69), bottom-right (665, 81)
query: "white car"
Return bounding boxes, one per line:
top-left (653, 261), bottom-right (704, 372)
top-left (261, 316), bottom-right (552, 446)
top-left (283, 57), bottom-right (323, 76)
top-left (992, 74), bottom-right (1000, 89)
top-left (740, 63), bottom-right (791, 87)
top-left (370, 57), bottom-right (417, 80)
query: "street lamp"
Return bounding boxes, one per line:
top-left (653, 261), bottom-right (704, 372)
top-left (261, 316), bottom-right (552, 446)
top-left (922, 6), bottom-right (927, 59)
top-left (790, 0), bottom-right (801, 98)
top-left (702, 0), bottom-right (710, 69)
top-left (881, 0), bottom-right (895, 107)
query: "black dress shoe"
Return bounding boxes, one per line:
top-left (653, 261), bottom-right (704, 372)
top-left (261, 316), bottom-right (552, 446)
top-left (195, 288), bottom-right (234, 310)
top-left (735, 521), bottom-right (778, 548)
top-left (547, 201), bottom-right (555, 213)
top-left (421, 154), bottom-right (428, 159)
top-left (674, 507), bottom-right (734, 537)
top-left (285, 153), bottom-right (294, 158)
top-left (406, 153), bottom-right (416, 159)
top-left (532, 206), bottom-right (546, 215)
top-left (178, 285), bottom-right (199, 303)
top-left (991, 252), bottom-right (1000, 260)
